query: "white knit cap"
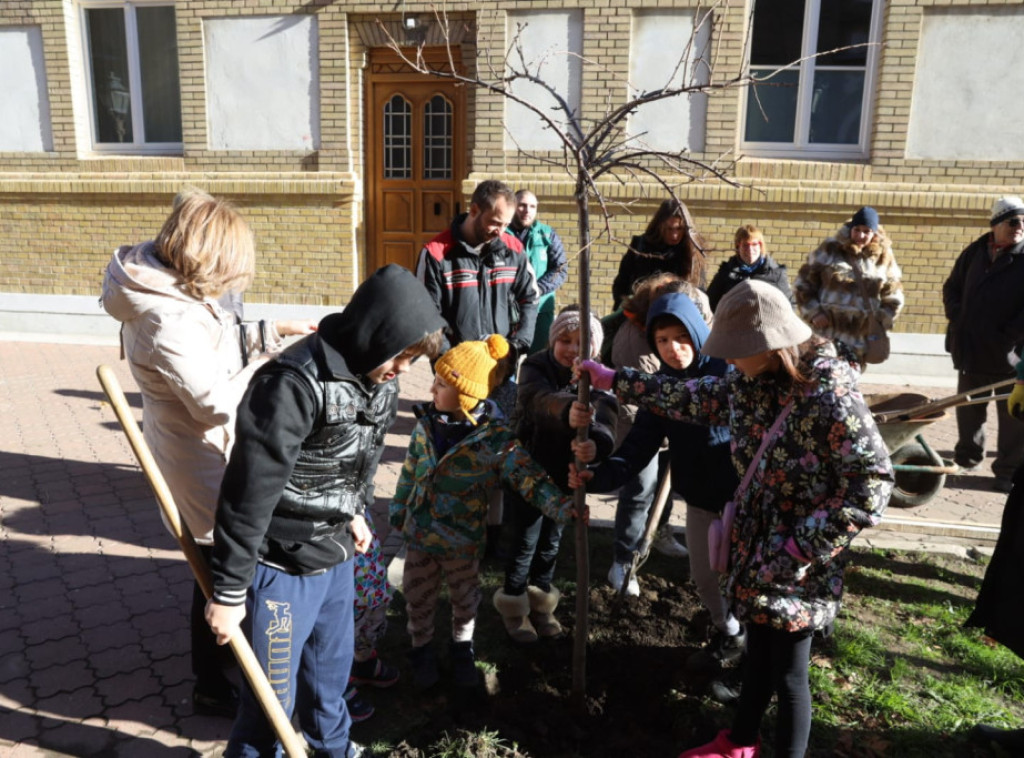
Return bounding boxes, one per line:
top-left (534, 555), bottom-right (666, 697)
top-left (990, 196), bottom-right (1024, 226)
top-left (548, 308), bottom-right (604, 358)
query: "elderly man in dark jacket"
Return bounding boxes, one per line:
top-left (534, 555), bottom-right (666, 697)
top-left (943, 196), bottom-right (1024, 492)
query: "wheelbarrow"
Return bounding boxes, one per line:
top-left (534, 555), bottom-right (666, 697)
top-left (868, 378), bottom-right (1014, 508)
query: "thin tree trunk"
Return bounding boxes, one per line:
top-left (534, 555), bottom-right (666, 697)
top-left (571, 177), bottom-right (592, 713)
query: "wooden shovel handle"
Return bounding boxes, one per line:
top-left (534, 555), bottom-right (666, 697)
top-left (96, 365), bottom-right (307, 758)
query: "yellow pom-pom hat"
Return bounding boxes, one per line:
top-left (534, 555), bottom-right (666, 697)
top-left (434, 334), bottom-right (510, 423)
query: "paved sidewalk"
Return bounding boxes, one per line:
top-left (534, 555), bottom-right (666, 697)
top-left (0, 340), bottom-right (1010, 756)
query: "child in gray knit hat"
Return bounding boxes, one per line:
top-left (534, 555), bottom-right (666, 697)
top-left (493, 305), bottom-right (619, 644)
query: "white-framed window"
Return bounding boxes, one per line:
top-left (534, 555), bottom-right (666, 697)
top-left (80, 1), bottom-right (182, 153)
top-left (741, 0), bottom-right (882, 160)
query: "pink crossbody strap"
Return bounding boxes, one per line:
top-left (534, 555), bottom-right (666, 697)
top-left (737, 401), bottom-right (794, 495)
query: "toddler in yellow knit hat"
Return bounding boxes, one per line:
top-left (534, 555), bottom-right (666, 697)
top-left (389, 334), bottom-right (582, 691)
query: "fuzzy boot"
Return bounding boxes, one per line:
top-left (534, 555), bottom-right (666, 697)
top-left (493, 589), bottom-right (538, 643)
top-left (526, 585), bottom-right (563, 638)
top-left (677, 729), bottom-right (760, 758)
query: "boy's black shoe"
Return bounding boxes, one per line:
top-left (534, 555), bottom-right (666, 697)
top-left (344, 685), bottom-right (374, 722)
top-left (409, 643), bottom-right (439, 691)
top-left (686, 627), bottom-right (746, 672)
top-left (192, 683), bottom-right (239, 718)
top-left (350, 652), bottom-right (400, 688)
top-left (449, 641), bottom-right (479, 688)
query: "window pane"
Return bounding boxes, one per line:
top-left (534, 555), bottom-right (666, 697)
top-left (749, 0), bottom-right (806, 66)
top-left (384, 95), bottom-right (411, 179)
top-left (808, 69), bottom-right (864, 144)
top-left (744, 68), bottom-right (799, 143)
top-left (423, 95), bottom-right (452, 180)
top-left (137, 6), bottom-right (182, 142)
top-left (87, 8), bottom-right (133, 143)
top-left (816, 0), bottom-right (872, 65)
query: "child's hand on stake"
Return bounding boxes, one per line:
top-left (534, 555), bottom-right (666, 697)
top-left (574, 359), bottom-right (615, 391)
top-left (572, 437), bottom-right (597, 464)
top-left (568, 400), bottom-right (593, 429)
top-left (351, 514), bottom-right (372, 553)
top-left (566, 500), bottom-right (590, 524)
top-left (567, 462), bottom-right (593, 489)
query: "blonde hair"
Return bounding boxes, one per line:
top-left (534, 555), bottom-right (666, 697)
top-left (734, 224), bottom-right (765, 252)
top-left (155, 193), bottom-right (255, 300)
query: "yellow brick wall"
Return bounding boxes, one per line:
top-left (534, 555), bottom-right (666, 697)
top-left (0, 0), bottom-right (1019, 336)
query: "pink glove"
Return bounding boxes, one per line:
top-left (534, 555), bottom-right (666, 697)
top-left (577, 359), bottom-right (615, 391)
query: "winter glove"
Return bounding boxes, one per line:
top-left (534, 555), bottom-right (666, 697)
top-left (1009, 383), bottom-right (1024, 420)
top-left (576, 359), bottom-right (615, 391)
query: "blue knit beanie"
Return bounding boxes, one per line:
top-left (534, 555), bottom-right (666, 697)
top-left (850, 206), bottom-right (880, 231)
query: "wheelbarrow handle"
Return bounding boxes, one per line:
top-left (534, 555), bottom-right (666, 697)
top-left (873, 378), bottom-right (1016, 424)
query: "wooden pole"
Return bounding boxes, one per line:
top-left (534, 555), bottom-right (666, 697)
top-left (570, 182), bottom-right (593, 712)
top-left (96, 365), bottom-right (307, 758)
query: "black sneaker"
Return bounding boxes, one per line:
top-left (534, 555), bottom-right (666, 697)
top-left (344, 685), bottom-right (374, 722)
top-left (449, 641), bottom-right (479, 688)
top-left (686, 628), bottom-right (747, 672)
top-left (409, 644), bottom-right (439, 691)
top-left (350, 652), bottom-right (400, 688)
top-left (192, 684), bottom-right (239, 719)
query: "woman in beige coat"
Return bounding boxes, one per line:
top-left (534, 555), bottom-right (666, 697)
top-left (101, 191), bottom-right (314, 716)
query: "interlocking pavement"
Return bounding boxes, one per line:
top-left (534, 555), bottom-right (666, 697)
top-left (0, 338), bottom-right (1010, 756)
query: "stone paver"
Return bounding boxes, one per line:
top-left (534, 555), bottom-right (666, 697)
top-left (0, 339), bottom-right (1010, 755)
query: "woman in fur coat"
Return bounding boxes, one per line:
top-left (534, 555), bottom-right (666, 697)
top-left (793, 206), bottom-right (904, 364)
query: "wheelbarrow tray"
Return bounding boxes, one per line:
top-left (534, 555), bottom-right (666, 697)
top-left (868, 392), bottom-right (948, 451)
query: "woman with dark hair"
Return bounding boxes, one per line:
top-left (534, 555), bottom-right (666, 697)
top-left (611, 198), bottom-right (708, 309)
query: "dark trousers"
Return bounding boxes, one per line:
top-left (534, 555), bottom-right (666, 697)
top-left (503, 490), bottom-right (565, 595)
top-left (191, 546), bottom-right (237, 693)
top-left (731, 623), bottom-right (813, 758)
top-left (954, 370), bottom-right (1024, 478)
top-left (226, 560), bottom-right (355, 758)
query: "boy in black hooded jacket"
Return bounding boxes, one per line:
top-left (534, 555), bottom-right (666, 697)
top-left (206, 264), bottom-right (446, 758)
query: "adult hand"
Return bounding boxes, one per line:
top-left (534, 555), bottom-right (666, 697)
top-left (350, 514), bottom-right (372, 553)
top-left (568, 401), bottom-right (593, 430)
top-left (574, 359), bottom-right (615, 391)
top-left (205, 600), bottom-right (246, 645)
top-left (275, 319), bottom-right (318, 337)
top-left (1009, 383), bottom-right (1024, 420)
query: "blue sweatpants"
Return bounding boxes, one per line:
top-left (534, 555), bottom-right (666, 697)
top-left (226, 560), bottom-right (355, 758)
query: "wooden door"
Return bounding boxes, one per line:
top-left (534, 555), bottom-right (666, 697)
top-left (366, 48), bottom-right (466, 273)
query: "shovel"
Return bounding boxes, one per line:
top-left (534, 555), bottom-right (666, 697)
top-left (618, 465), bottom-right (673, 599)
top-left (97, 365), bottom-right (307, 758)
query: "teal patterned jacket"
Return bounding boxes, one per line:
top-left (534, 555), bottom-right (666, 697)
top-left (615, 343), bottom-right (893, 632)
top-left (389, 407), bottom-right (574, 560)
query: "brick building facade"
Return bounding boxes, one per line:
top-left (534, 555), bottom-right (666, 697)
top-left (1, 1), bottom-right (1020, 374)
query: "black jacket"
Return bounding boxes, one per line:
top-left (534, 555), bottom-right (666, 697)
top-left (513, 349), bottom-right (618, 491)
top-left (707, 254), bottom-right (793, 312)
top-left (210, 265), bottom-right (446, 604)
top-left (943, 234), bottom-right (1024, 374)
top-left (966, 464), bottom-right (1024, 659)
top-left (612, 234), bottom-right (704, 309)
top-left (586, 293), bottom-right (737, 513)
top-left (419, 214), bottom-right (538, 355)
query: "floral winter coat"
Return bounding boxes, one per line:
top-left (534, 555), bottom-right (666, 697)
top-left (794, 225), bottom-right (904, 363)
top-left (614, 343), bottom-right (893, 632)
top-left (389, 404), bottom-right (574, 560)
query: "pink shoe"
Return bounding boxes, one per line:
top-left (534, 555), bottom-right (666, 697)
top-left (677, 729), bottom-right (760, 758)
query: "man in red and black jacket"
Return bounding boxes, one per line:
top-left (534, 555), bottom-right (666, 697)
top-left (417, 179), bottom-right (539, 361)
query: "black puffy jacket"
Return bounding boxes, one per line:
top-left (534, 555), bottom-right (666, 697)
top-left (706, 254), bottom-right (793, 312)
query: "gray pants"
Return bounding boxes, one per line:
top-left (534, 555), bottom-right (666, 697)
top-left (954, 370), bottom-right (1024, 478)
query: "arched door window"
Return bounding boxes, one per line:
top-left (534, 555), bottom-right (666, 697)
top-left (422, 95), bottom-right (452, 180)
top-left (383, 95), bottom-right (412, 179)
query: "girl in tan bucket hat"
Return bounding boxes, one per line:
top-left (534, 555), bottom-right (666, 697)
top-left (574, 280), bottom-right (894, 758)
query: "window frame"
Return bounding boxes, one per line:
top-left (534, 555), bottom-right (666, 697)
top-left (79, 0), bottom-right (183, 155)
top-left (739, 0), bottom-right (884, 161)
